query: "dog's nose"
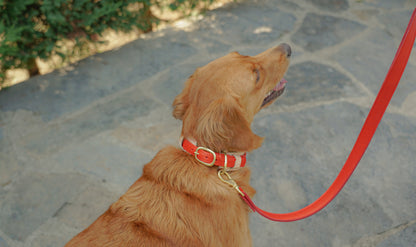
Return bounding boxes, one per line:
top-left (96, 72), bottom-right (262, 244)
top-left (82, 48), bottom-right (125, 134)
top-left (279, 43), bottom-right (292, 58)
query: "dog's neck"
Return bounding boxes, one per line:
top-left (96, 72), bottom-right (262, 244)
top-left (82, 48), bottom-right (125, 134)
top-left (179, 136), bottom-right (247, 170)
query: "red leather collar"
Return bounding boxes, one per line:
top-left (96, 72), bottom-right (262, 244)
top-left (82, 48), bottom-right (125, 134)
top-left (180, 137), bottom-right (246, 169)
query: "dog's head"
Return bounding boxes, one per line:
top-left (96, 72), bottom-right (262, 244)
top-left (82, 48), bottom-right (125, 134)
top-left (173, 44), bottom-right (291, 153)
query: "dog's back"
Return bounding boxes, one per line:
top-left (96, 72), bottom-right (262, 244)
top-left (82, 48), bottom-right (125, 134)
top-left (65, 146), bottom-right (254, 247)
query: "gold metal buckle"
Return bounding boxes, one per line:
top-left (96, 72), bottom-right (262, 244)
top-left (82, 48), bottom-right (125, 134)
top-left (194, 147), bottom-right (216, 167)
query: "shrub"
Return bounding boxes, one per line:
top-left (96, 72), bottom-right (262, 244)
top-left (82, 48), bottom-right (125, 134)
top-left (0, 0), bottom-right (215, 86)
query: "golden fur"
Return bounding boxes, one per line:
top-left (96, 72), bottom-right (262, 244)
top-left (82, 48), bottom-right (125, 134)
top-left (65, 44), bottom-right (290, 247)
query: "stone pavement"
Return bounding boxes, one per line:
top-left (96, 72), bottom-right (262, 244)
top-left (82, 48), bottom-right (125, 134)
top-left (1, 0), bottom-right (416, 246)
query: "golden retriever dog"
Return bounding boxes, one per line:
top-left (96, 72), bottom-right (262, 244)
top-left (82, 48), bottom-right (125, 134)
top-left (65, 43), bottom-right (291, 247)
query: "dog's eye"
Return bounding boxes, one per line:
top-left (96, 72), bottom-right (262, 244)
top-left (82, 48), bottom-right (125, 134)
top-left (254, 69), bottom-right (261, 83)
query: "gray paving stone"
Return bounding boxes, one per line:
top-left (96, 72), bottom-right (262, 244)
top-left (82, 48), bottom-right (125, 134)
top-left (356, 112), bottom-right (416, 224)
top-left (378, 9), bottom-right (415, 42)
top-left (197, 4), bottom-right (296, 46)
top-left (150, 60), bottom-right (209, 107)
top-left (0, 151), bottom-right (20, 187)
top-left (0, 36), bottom-right (196, 122)
top-left (259, 0), bottom-right (301, 11)
top-left (172, 30), bottom-right (233, 56)
top-left (45, 133), bottom-right (152, 190)
top-left (249, 102), bottom-right (416, 246)
top-left (53, 182), bottom-right (119, 230)
top-left (26, 219), bottom-right (79, 247)
top-left (1, 0), bottom-right (415, 246)
top-left (309, 0), bottom-right (349, 12)
top-left (292, 13), bottom-right (366, 52)
top-left (0, 125), bottom-right (22, 186)
top-left (30, 234), bottom-right (68, 247)
top-left (279, 61), bottom-right (362, 106)
top-left (333, 29), bottom-right (394, 87)
top-left (360, 0), bottom-right (410, 9)
top-left (334, 28), bottom-right (416, 107)
top-left (110, 108), bottom-right (181, 152)
top-left (350, 8), bottom-right (380, 23)
top-left (235, 45), bottom-right (301, 58)
top-left (0, 236), bottom-right (9, 247)
top-left (17, 85), bottom-right (160, 156)
top-left (251, 102), bottom-right (368, 208)
top-left (0, 173), bottom-right (89, 241)
top-left (378, 222), bottom-right (416, 247)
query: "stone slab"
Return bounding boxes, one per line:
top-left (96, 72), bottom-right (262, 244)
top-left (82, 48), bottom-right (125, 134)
top-left (280, 61), bottom-right (363, 106)
top-left (53, 182), bottom-right (119, 230)
top-left (150, 59), bottom-right (211, 107)
top-left (378, 222), bottom-right (416, 247)
top-left (43, 133), bottom-right (152, 190)
top-left (292, 13), bottom-right (366, 52)
top-left (259, 0), bottom-right (301, 12)
top-left (0, 236), bottom-right (9, 247)
top-left (196, 3), bottom-right (296, 46)
top-left (0, 35), bottom-right (196, 122)
top-left (0, 173), bottom-right (90, 241)
top-left (26, 218), bottom-right (80, 247)
top-left (359, 0), bottom-right (410, 9)
top-left (249, 101), bottom-right (416, 246)
top-left (0, 1), bottom-right (415, 246)
top-left (0, 146), bottom-right (20, 187)
top-left (14, 84), bottom-right (160, 156)
top-left (378, 9), bottom-right (415, 42)
top-left (333, 28), bottom-right (416, 108)
top-left (309, 0), bottom-right (349, 12)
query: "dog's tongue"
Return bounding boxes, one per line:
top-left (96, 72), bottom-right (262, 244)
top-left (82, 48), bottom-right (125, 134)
top-left (274, 78), bottom-right (287, 91)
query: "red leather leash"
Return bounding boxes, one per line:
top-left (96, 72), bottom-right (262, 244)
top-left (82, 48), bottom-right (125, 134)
top-left (240, 8), bottom-right (416, 222)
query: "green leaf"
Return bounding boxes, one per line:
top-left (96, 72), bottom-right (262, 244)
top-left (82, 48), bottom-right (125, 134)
top-left (0, 0), bottom-right (219, 86)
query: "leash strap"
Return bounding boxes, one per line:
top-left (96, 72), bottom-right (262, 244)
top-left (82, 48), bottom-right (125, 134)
top-left (240, 8), bottom-right (416, 222)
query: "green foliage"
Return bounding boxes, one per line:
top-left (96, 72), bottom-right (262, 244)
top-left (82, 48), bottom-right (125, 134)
top-left (0, 0), bottom-right (216, 85)
top-left (169, 0), bottom-right (215, 11)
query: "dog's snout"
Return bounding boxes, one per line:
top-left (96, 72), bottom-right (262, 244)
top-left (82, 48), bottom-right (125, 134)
top-left (280, 43), bottom-right (292, 58)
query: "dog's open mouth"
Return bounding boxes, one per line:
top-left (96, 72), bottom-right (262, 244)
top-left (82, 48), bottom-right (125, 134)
top-left (261, 78), bottom-right (287, 107)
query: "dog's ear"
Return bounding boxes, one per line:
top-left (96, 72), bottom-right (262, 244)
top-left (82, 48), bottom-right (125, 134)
top-left (172, 77), bottom-right (194, 120)
top-left (195, 97), bottom-right (263, 152)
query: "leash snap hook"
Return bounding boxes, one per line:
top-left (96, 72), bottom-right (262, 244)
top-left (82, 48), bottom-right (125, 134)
top-left (217, 169), bottom-right (244, 196)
